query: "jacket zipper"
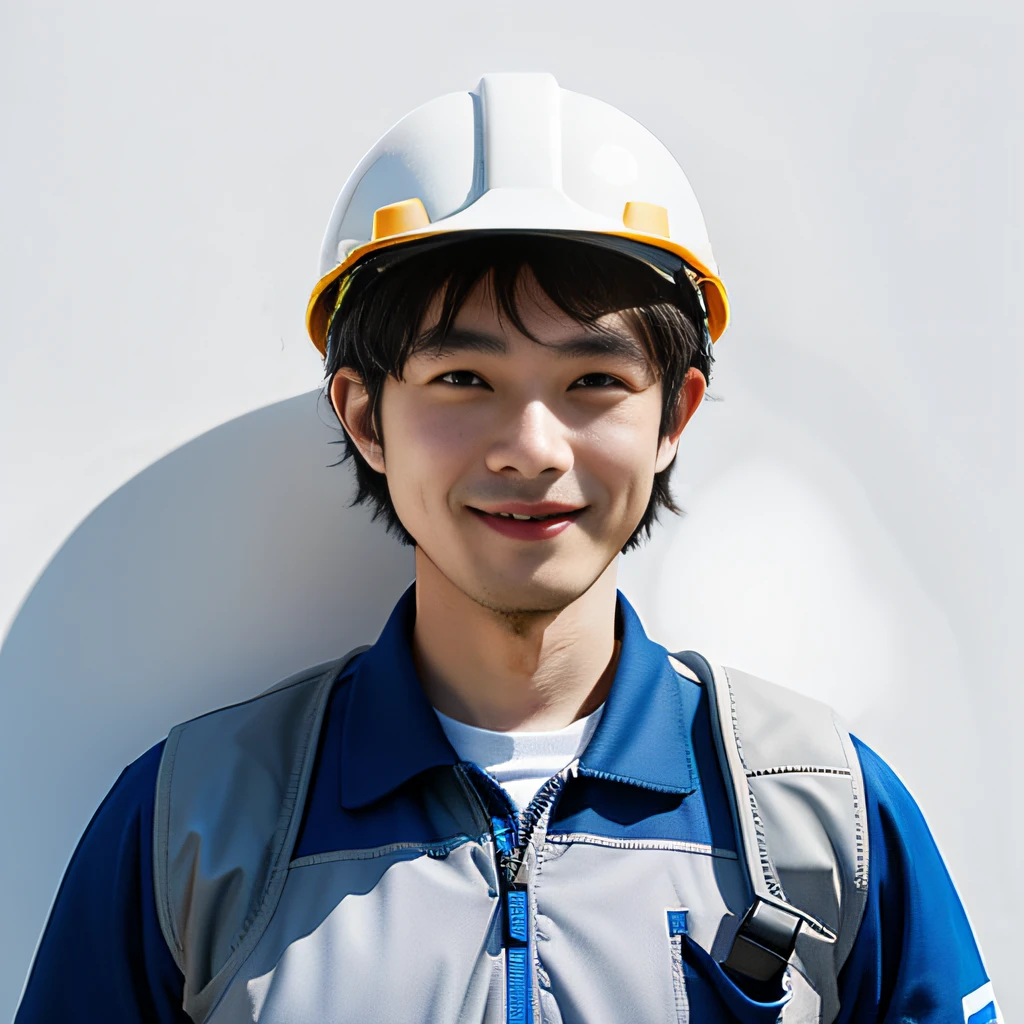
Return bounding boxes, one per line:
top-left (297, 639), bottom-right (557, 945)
top-left (457, 765), bottom-right (571, 1024)
top-left (494, 814), bottom-right (531, 1024)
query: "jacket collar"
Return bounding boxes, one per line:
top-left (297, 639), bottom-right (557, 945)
top-left (339, 584), bottom-right (694, 810)
top-left (339, 585), bottom-right (457, 809)
top-left (576, 595), bottom-right (694, 795)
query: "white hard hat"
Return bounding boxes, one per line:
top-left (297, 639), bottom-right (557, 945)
top-left (306, 73), bottom-right (729, 354)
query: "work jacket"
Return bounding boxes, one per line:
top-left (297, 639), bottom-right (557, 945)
top-left (16, 587), bottom-right (996, 1023)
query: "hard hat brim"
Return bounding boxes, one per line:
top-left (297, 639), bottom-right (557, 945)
top-left (306, 228), bottom-right (729, 358)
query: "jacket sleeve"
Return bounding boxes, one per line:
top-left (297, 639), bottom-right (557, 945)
top-left (835, 737), bottom-right (1000, 1023)
top-left (14, 741), bottom-right (190, 1024)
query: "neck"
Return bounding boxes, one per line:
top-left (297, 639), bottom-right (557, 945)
top-left (411, 552), bottom-right (620, 732)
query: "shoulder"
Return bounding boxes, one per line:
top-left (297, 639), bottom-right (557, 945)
top-left (850, 735), bottom-right (977, 902)
top-left (84, 740), bottom-right (166, 846)
top-left (15, 740), bottom-right (187, 1023)
top-left (169, 654), bottom-right (360, 732)
top-left (672, 653), bottom-right (857, 771)
top-left (850, 734), bottom-right (974, 896)
top-left (836, 737), bottom-right (995, 1022)
top-left (152, 653), bottom-right (364, 993)
top-left (851, 736), bottom-right (935, 830)
top-left (158, 653), bottom-right (363, 788)
top-left (44, 738), bottom-right (166, 938)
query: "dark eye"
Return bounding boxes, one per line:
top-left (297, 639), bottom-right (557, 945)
top-left (571, 373), bottom-right (624, 389)
top-left (438, 370), bottom-right (487, 387)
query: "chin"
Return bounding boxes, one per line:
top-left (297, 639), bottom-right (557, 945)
top-left (465, 565), bottom-right (607, 618)
top-left (418, 533), bottom-right (621, 616)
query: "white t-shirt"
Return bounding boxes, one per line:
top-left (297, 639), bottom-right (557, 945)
top-left (434, 704), bottom-right (605, 810)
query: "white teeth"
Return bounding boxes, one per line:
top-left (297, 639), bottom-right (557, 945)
top-left (489, 510), bottom-right (575, 521)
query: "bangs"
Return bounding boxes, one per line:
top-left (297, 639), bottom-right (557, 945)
top-left (326, 234), bottom-right (708, 379)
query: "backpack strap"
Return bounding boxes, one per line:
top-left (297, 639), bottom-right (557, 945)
top-left (671, 652), bottom-right (869, 1023)
top-left (152, 648), bottom-right (368, 1022)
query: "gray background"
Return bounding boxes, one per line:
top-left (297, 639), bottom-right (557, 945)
top-left (1, 0), bottom-right (1020, 1018)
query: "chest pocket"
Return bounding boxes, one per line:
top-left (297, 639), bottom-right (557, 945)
top-left (667, 909), bottom-right (792, 1023)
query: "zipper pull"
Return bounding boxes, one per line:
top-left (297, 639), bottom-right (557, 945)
top-left (491, 814), bottom-right (518, 858)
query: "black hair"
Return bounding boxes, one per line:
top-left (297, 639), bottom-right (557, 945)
top-left (322, 234), bottom-right (713, 553)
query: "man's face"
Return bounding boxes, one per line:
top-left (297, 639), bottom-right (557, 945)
top-left (338, 273), bottom-right (703, 615)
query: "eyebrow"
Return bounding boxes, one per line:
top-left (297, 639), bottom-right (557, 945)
top-left (415, 327), bottom-right (652, 368)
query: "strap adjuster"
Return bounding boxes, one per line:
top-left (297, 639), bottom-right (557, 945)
top-left (721, 898), bottom-right (802, 982)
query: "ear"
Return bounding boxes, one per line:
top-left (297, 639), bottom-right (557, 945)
top-left (655, 367), bottom-right (707, 473)
top-left (329, 369), bottom-right (386, 474)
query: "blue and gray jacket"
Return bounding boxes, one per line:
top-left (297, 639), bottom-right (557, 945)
top-left (16, 588), bottom-right (998, 1023)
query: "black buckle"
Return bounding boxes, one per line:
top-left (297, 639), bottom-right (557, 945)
top-left (721, 898), bottom-right (802, 982)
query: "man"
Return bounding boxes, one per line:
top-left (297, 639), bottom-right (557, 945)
top-left (16, 74), bottom-right (999, 1023)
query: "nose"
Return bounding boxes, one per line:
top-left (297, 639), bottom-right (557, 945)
top-left (484, 399), bottom-right (574, 479)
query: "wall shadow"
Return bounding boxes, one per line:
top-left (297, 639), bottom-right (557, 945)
top-left (0, 390), bottom-right (413, 1014)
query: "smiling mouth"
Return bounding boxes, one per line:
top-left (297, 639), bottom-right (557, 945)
top-left (488, 510), bottom-right (576, 521)
top-left (469, 507), bottom-right (585, 521)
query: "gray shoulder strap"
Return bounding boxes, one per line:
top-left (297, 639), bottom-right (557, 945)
top-left (672, 652), bottom-right (869, 1024)
top-left (152, 648), bottom-right (367, 1022)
